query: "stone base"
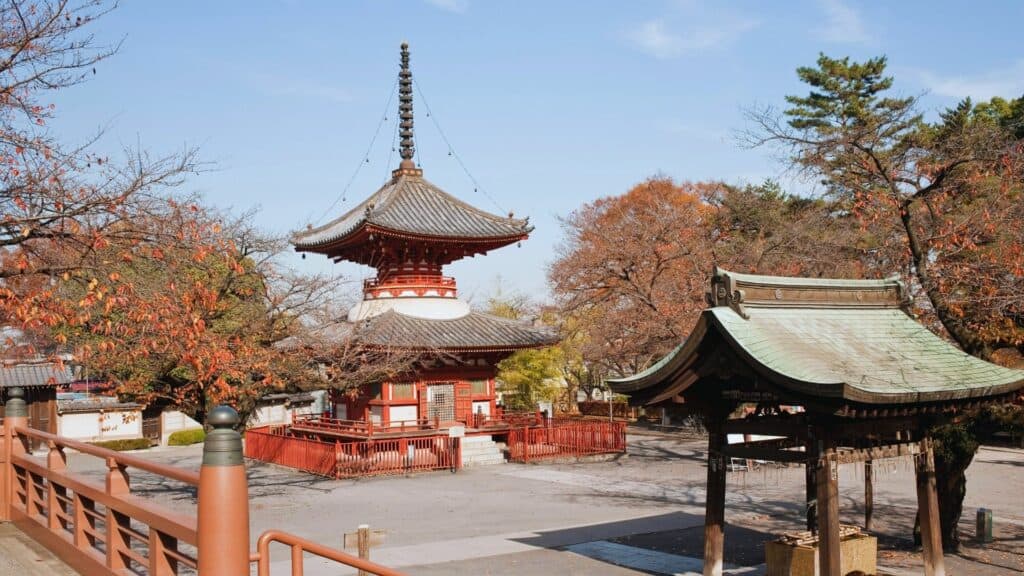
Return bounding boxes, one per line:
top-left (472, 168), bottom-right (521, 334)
top-left (765, 533), bottom-right (877, 576)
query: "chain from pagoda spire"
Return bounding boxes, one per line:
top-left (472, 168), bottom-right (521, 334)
top-left (398, 42), bottom-right (415, 166)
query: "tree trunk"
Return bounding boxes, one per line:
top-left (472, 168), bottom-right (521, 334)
top-left (923, 424), bottom-right (979, 550)
top-left (899, 206), bottom-right (989, 359)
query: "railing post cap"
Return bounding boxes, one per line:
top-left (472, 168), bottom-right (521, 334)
top-left (208, 405), bottom-right (241, 429)
top-left (202, 405), bottom-right (244, 467)
top-left (4, 385), bottom-right (27, 417)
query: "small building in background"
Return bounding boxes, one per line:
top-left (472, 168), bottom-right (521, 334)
top-left (56, 396), bottom-right (144, 443)
top-left (1, 361), bottom-right (76, 445)
top-left (249, 392), bottom-right (319, 427)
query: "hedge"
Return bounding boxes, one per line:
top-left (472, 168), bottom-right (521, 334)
top-left (168, 428), bottom-right (206, 446)
top-left (91, 438), bottom-right (153, 452)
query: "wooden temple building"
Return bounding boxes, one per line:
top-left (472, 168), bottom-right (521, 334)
top-left (291, 43), bottom-right (556, 429)
top-left (609, 268), bottom-right (1024, 576)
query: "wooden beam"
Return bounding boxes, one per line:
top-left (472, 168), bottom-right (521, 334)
top-left (703, 424), bottom-right (726, 576)
top-left (722, 445), bottom-right (807, 464)
top-left (835, 442), bottom-right (920, 464)
top-left (816, 448), bottom-right (841, 576)
top-left (915, 438), bottom-right (946, 576)
top-left (805, 453), bottom-right (817, 533)
top-left (722, 416), bottom-right (807, 439)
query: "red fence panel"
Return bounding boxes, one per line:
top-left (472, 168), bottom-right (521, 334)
top-left (508, 421), bottom-right (626, 462)
top-left (245, 427), bottom-right (337, 477)
top-left (245, 427), bottom-right (458, 478)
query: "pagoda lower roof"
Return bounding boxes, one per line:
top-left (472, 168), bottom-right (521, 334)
top-left (608, 268), bottom-right (1024, 406)
top-left (292, 173), bottom-right (531, 259)
top-left (357, 310), bottom-right (558, 352)
top-left (279, 310), bottom-right (558, 353)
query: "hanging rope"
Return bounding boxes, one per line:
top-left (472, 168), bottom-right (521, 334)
top-left (314, 76), bottom-right (399, 225)
top-left (412, 78), bottom-right (508, 215)
top-left (384, 110), bottom-right (400, 184)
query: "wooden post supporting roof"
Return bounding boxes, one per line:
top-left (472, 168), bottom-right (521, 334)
top-left (864, 460), bottom-right (873, 531)
top-left (816, 445), bottom-right (841, 576)
top-left (703, 421), bottom-right (727, 576)
top-left (805, 437), bottom-right (818, 533)
top-left (915, 437), bottom-right (946, 576)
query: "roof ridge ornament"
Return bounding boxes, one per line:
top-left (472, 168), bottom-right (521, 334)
top-left (393, 41), bottom-right (423, 179)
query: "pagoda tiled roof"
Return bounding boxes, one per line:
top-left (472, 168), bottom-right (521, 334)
top-left (292, 174), bottom-right (531, 251)
top-left (278, 310), bottom-right (558, 353)
top-left (356, 310), bottom-right (558, 352)
top-left (609, 268), bottom-right (1024, 406)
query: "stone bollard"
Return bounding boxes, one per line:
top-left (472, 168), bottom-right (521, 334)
top-left (976, 508), bottom-right (993, 543)
top-left (197, 406), bottom-right (250, 575)
top-left (1, 387), bottom-right (28, 521)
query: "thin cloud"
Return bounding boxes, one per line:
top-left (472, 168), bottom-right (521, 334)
top-left (912, 60), bottom-right (1024, 100)
top-left (625, 15), bottom-right (758, 60)
top-left (424, 0), bottom-right (468, 13)
top-left (249, 72), bottom-right (352, 104)
top-left (816, 0), bottom-right (874, 44)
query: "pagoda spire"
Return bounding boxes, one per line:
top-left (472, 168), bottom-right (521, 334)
top-left (395, 41), bottom-right (419, 175)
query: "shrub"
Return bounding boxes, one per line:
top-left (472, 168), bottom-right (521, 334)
top-left (91, 438), bottom-right (153, 451)
top-left (168, 428), bottom-right (206, 446)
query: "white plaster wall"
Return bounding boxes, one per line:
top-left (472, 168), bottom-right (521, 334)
top-left (58, 409), bottom-right (142, 442)
top-left (472, 401), bottom-right (491, 416)
top-left (59, 412), bottom-right (100, 440)
top-left (347, 297), bottom-right (470, 321)
top-left (251, 404), bottom-right (289, 426)
top-left (389, 404), bottom-right (417, 425)
top-left (161, 410), bottom-right (203, 446)
top-left (334, 403), bottom-right (348, 420)
top-left (369, 405), bottom-right (383, 424)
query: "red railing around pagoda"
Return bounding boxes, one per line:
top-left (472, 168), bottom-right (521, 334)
top-left (363, 274), bottom-right (457, 298)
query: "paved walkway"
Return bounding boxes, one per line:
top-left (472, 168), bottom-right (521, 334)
top-left (0, 524), bottom-right (75, 576)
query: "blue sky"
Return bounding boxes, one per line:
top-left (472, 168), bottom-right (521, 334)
top-left (51, 0), bottom-right (1024, 304)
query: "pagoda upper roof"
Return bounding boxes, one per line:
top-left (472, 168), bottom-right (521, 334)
top-left (292, 171), bottom-right (531, 262)
top-left (608, 268), bottom-right (1024, 407)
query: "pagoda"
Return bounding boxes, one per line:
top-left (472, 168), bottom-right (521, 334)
top-left (292, 43), bottom-right (557, 427)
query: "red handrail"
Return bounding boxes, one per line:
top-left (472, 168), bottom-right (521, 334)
top-left (252, 530), bottom-right (406, 576)
top-left (14, 426), bottom-right (200, 486)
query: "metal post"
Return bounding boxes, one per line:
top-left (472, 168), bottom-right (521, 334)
top-left (197, 406), bottom-right (250, 576)
top-left (2, 387), bottom-right (28, 521)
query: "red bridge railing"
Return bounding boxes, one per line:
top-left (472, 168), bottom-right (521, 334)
top-left (0, 387), bottom-right (405, 576)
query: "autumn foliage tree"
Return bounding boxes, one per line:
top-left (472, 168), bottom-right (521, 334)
top-left (549, 177), bottom-right (861, 380)
top-left (549, 178), bottom-right (716, 378)
top-left (0, 1), bottom-right (345, 424)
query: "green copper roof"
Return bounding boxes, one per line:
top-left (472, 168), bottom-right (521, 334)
top-left (609, 269), bottom-right (1024, 405)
